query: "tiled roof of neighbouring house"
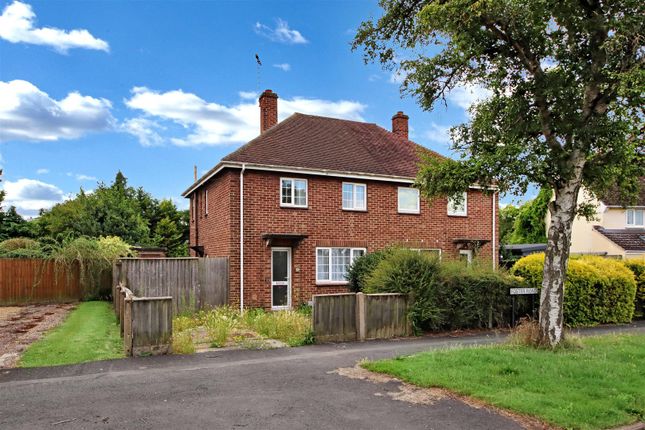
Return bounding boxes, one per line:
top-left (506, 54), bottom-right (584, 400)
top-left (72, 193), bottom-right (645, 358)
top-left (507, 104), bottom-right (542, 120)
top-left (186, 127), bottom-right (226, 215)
top-left (222, 113), bottom-right (444, 178)
top-left (600, 177), bottom-right (645, 207)
top-left (593, 226), bottom-right (645, 251)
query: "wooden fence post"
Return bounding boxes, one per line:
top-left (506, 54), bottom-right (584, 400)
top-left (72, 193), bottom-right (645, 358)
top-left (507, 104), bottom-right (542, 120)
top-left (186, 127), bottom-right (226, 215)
top-left (356, 292), bottom-right (366, 341)
top-left (123, 296), bottom-right (133, 356)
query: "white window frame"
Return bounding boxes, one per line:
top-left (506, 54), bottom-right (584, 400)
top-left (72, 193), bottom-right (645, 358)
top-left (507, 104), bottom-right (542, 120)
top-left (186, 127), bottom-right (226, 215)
top-left (316, 247), bottom-right (366, 284)
top-left (397, 187), bottom-right (420, 214)
top-left (280, 177), bottom-right (308, 208)
top-left (205, 189), bottom-right (209, 216)
top-left (626, 208), bottom-right (644, 228)
top-left (459, 249), bottom-right (473, 264)
top-left (447, 192), bottom-right (468, 217)
top-left (342, 182), bottom-right (367, 211)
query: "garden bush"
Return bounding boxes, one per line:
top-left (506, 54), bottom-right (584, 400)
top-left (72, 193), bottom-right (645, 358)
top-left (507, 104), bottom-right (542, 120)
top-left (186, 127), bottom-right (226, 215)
top-left (347, 247), bottom-right (394, 292)
top-left (623, 259), bottom-right (645, 318)
top-left (0, 237), bottom-right (48, 258)
top-left (363, 249), bottom-right (522, 332)
top-left (511, 253), bottom-right (636, 326)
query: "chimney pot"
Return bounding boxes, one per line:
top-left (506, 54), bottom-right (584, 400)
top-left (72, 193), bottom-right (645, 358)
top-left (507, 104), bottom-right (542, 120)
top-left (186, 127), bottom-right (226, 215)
top-left (259, 89), bottom-right (279, 133)
top-left (391, 111), bottom-right (409, 140)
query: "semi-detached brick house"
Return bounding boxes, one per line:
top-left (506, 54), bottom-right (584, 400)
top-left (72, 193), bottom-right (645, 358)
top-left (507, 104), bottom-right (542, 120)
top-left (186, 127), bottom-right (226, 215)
top-left (183, 90), bottom-right (499, 310)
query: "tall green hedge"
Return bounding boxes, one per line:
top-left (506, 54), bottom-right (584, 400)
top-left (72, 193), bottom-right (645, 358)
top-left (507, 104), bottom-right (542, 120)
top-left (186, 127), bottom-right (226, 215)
top-left (624, 260), bottom-right (645, 318)
top-left (361, 249), bottom-right (522, 332)
top-left (511, 254), bottom-right (637, 326)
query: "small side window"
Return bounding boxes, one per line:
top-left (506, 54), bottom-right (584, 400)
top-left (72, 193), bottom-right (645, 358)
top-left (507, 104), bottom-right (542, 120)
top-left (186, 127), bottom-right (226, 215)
top-left (448, 192), bottom-right (467, 216)
top-left (398, 187), bottom-right (420, 214)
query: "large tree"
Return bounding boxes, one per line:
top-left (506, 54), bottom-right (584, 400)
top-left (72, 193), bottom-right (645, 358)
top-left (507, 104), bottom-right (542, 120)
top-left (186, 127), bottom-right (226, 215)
top-left (354, 0), bottom-right (644, 346)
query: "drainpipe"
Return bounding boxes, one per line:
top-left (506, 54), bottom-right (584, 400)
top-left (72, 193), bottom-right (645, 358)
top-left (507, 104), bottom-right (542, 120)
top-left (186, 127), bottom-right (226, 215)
top-left (240, 164), bottom-right (246, 313)
top-left (492, 191), bottom-right (497, 270)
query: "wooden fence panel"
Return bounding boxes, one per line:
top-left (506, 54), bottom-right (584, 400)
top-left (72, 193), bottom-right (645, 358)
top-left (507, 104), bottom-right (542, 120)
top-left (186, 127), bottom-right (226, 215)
top-left (0, 259), bottom-right (82, 305)
top-left (198, 257), bottom-right (229, 309)
top-left (114, 257), bottom-right (228, 314)
top-left (365, 294), bottom-right (409, 340)
top-left (313, 293), bottom-right (357, 342)
top-left (130, 297), bottom-right (172, 356)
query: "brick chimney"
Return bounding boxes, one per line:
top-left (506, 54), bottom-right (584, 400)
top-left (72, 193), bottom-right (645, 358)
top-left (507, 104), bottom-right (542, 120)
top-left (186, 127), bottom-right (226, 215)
top-left (259, 89), bottom-right (278, 133)
top-left (391, 111), bottom-right (409, 140)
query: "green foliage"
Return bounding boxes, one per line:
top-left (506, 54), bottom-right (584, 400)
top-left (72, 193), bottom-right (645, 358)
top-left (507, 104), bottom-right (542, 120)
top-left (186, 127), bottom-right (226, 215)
top-left (347, 247), bottom-right (395, 292)
top-left (508, 189), bottom-right (551, 244)
top-left (363, 334), bottom-right (645, 429)
top-left (0, 237), bottom-right (47, 258)
top-left (52, 236), bottom-right (135, 300)
top-left (623, 260), bottom-right (645, 318)
top-left (363, 249), bottom-right (521, 332)
top-left (34, 172), bottom-right (189, 256)
top-left (19, 302), bottom-right (124, 367)
top-left (0, 206), bottom-right (37, 241)
top-left (498, 205), bottom-right (519, 245)
top-left (512, 254), bottom-right (637, 326)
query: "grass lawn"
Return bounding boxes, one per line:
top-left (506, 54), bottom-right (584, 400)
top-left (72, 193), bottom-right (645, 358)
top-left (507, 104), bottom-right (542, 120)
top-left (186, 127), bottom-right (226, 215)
top-left (20, 301), bottom-right (124, 367)
top-left (363, 334), bottom-right (645, 430)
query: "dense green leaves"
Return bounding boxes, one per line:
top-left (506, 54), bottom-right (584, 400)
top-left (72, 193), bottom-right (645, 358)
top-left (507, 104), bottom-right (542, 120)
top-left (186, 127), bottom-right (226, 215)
top-left (354, 0), bottom-right (644, 200)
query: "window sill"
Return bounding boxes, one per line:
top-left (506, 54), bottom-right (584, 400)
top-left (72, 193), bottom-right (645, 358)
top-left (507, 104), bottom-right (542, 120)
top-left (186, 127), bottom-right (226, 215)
top-left (342, 208), bottom-right (367, 212)
top-left (398, 210), bottom-right (420, 215)
top-left (447, 213), bottom-right (468, 217)
top-left (316, 281), bottom-right (349, 287)
top-left (626, 225), bottom-right (645, 228)
top-left (280, 205), bottom-right (309, 209)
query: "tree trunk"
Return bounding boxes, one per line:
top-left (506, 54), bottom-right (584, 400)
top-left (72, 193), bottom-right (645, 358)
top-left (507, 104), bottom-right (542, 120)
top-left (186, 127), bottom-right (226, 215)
top-left (539, 174), bottom-right (583, 347)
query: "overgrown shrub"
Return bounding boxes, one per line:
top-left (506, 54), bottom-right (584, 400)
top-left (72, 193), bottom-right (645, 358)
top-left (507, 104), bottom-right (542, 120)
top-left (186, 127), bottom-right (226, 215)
top-left (0, 237), bottom-right (47, 258)
top-left (623, 260), bottom-right (645, 318)
top-left (363, 249), bottom-right (520, 332)
top-left (347, 247), bottom-right (394, 292)
top-left (511, 253), bottom-right (637, 326)
top-left (52, 236), bottom-right (135, 300)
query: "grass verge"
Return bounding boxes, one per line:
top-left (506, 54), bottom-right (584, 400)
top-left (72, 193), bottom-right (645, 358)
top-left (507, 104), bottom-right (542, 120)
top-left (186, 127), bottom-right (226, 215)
top-left (19, 301), bottom-right (124, 367)
top-left (363, 333), bottom-right (645, 430)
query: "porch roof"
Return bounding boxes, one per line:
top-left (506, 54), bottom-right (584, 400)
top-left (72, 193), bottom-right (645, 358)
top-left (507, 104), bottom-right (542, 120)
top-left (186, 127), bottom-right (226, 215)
top-left (261, 233), bottom-right (308, 247)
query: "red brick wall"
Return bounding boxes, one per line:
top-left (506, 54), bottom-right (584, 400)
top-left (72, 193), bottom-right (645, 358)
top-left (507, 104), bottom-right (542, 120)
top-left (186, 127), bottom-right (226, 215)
top-left (191, 169), bottom-right (498, 309)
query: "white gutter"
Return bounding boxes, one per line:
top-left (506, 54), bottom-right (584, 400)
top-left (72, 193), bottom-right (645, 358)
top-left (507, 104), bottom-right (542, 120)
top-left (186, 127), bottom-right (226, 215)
top-left (492, 191), bottom-right (497, 269)
top-left (240, 163), bottom-right (246, 313)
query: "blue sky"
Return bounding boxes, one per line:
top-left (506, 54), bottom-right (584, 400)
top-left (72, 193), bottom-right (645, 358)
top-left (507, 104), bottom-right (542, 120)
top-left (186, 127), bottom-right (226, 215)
top-left (0, 0), bottom-right (500, 217)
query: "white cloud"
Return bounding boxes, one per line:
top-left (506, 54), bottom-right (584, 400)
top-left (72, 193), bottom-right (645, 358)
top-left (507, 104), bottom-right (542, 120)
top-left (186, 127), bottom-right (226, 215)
top-left (368, 74), bottom-right (381, 82)
top-left (389, 69), bottom-right (406, 84)
top-left (238, 91), bottom-right (258, 100)
top-left (36, 168), bottom-right (49, 174)
top-left (254, 19), bottom-right (308, 44)
top-left (122, 117), bottom-right (164, 147)
top-left (447, 83), bottom-right (492, 110)
top-left (2, 178), bottom-right (66, 216)
top-left (0, 1), bottom-right (109, 53)
top-left (273, 63), bottom-right (291, 72)
top-left (0, 79), bottom-right (114, 142)
top-left (124, 87), bottom-right (366, 147)
top-left (425, 122), bottom-right (453, 145)
top-left (75, 174), bottom-right (96, 181)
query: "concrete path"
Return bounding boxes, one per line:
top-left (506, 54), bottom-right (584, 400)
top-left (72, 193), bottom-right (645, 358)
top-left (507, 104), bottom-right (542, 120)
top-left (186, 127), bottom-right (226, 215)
top-left (1, 322), bottom-right (643, 429)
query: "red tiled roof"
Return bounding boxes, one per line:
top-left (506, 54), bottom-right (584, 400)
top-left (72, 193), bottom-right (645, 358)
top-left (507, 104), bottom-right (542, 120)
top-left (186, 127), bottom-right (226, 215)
top-left (593, 226), bottom-right (645, 251)
top-left (222, 113), bottom-right (444, 178)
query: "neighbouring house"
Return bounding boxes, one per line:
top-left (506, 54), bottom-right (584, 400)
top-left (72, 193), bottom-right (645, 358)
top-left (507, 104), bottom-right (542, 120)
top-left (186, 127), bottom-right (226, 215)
top-left (545, 178), bottom-right (645, 259)
top-left (183, 89), bottom-right (499, 310)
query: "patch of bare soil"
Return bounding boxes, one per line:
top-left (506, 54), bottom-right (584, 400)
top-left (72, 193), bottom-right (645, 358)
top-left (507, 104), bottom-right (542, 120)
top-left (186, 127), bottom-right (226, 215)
top-left (0, 303), bottom-right (76, 368)
top-left (332, 364), bottom-right (555, 430)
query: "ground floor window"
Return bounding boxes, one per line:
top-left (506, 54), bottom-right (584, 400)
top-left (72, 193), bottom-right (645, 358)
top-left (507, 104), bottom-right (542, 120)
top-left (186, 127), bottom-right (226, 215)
top-left (316, 247), bottom-right (365, 283)
top-left (410, 248), bottom-right (442, 260)
top-left (459, 249), bottom-right (473, 264)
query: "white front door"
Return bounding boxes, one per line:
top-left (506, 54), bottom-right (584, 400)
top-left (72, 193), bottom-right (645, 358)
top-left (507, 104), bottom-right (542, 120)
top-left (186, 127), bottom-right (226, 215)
top-left (271, 247), bottom-right (291, 310)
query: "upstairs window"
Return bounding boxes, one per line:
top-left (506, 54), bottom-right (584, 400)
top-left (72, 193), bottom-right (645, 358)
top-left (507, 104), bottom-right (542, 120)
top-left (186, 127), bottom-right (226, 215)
top-left (281, 178), bottom-right (307, 208)
top-left (398, 187), bottom-right (420, 214)
top-left (316, 247), bottom-right (365, 283)
top-left (448, 192), bottom-right (468, 216)
top-left (627, 209), bottom-right (644, 227)
top-left (342, 182), bottom-right (366, 210)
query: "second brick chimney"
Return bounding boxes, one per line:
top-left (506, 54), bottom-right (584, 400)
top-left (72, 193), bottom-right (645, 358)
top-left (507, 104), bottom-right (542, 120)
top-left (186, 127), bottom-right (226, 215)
top-left (259, 89), bottom-right (278, 133)
top-left (391, 111), bottom-right (409, 140)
